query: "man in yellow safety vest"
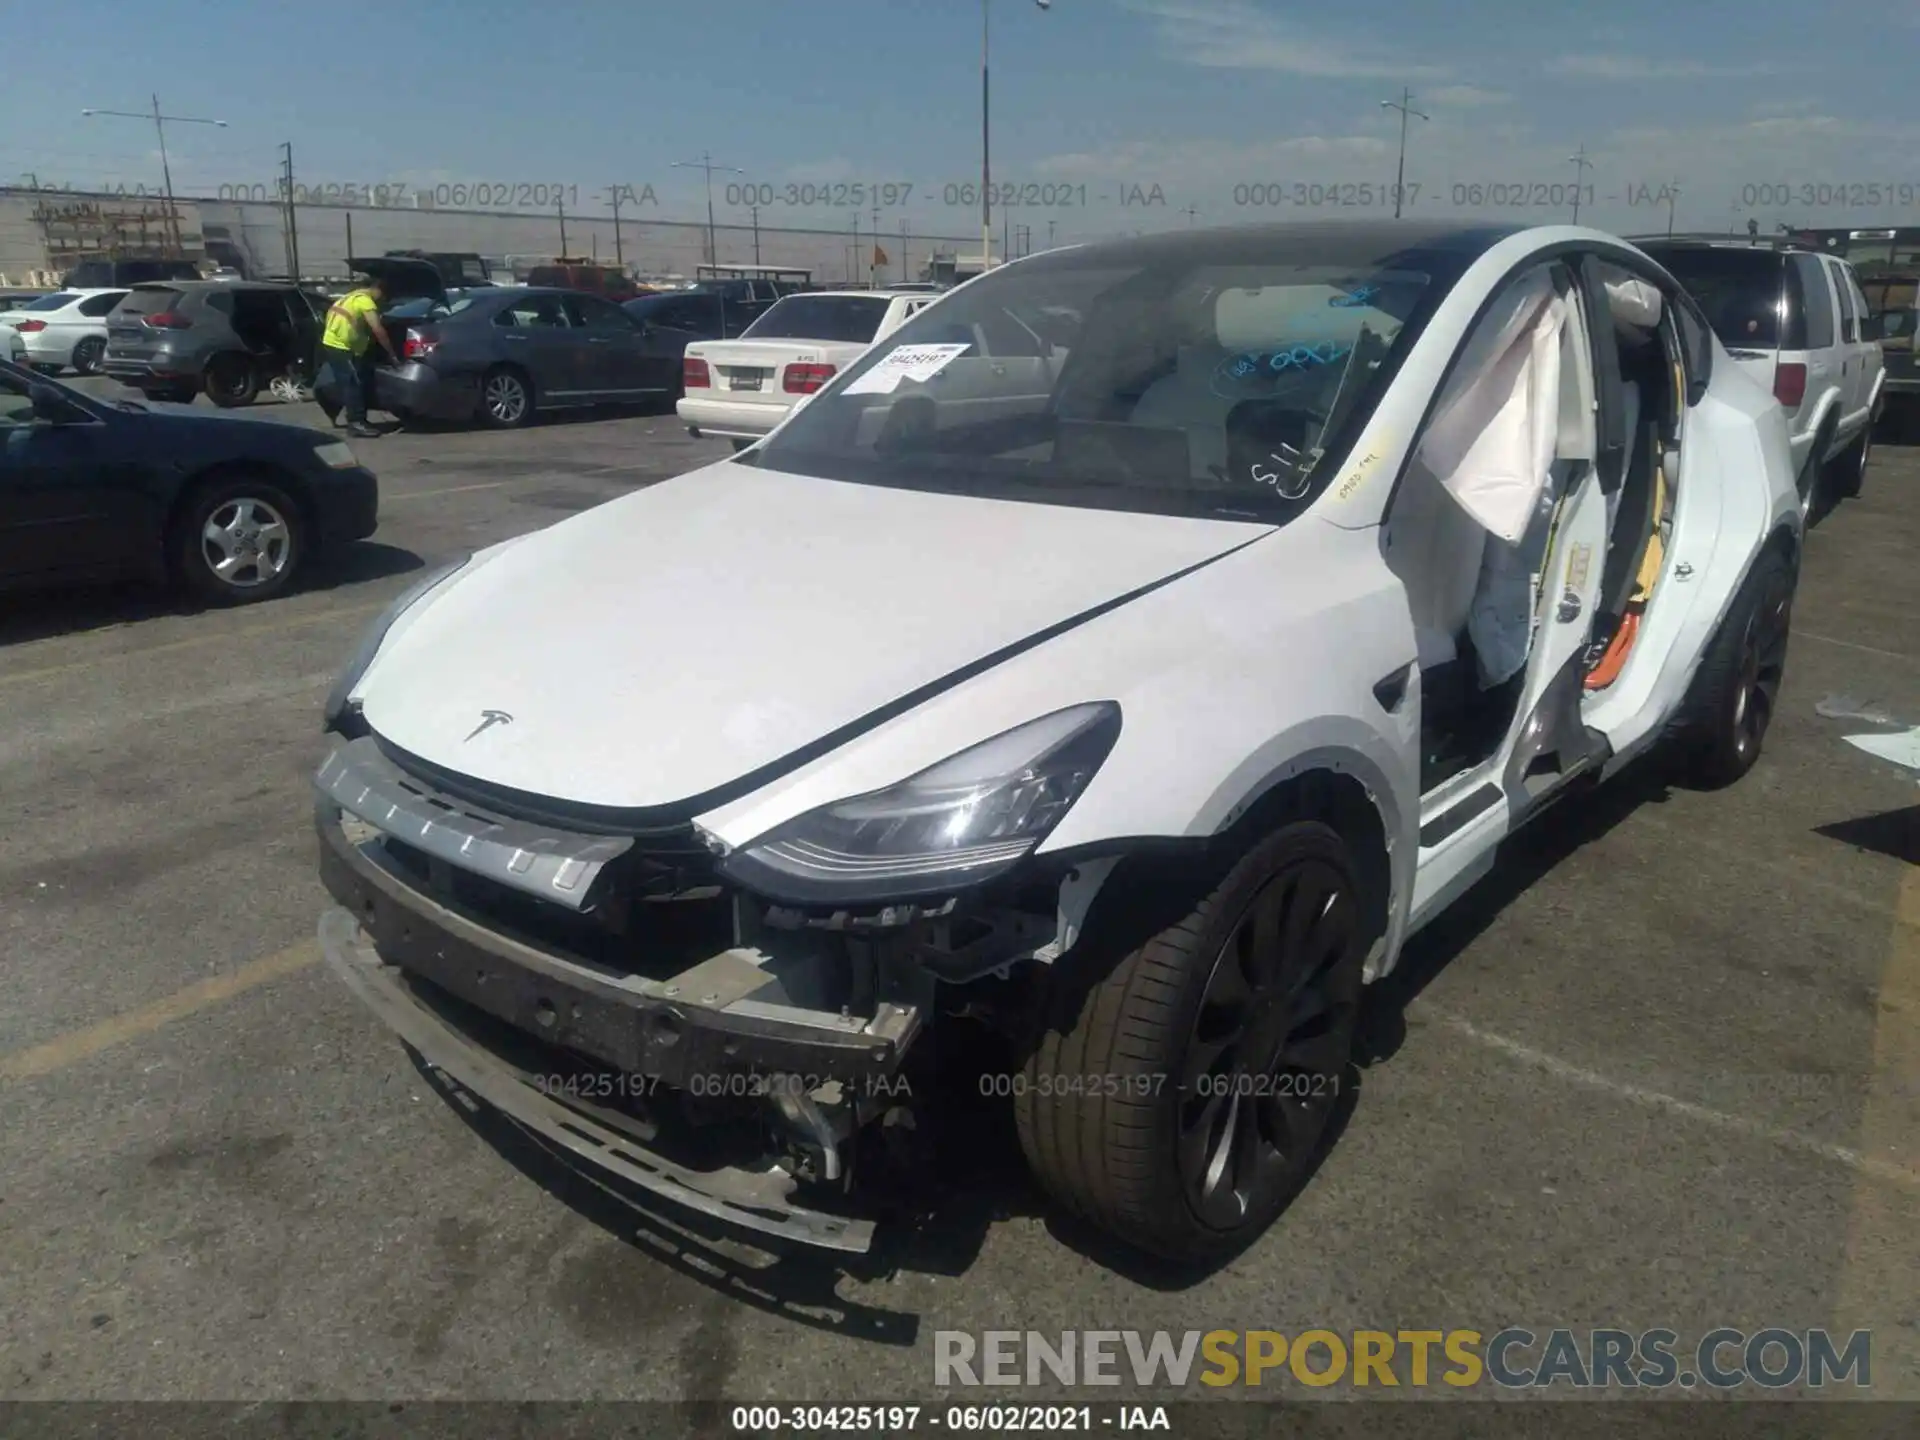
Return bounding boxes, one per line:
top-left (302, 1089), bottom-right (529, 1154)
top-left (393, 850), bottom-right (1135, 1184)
top-left (318, 272), bottom-right (398, 438)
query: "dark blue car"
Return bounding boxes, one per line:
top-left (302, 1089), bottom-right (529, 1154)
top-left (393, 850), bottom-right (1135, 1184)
top-left (0, 359), bottom-right (378, 604)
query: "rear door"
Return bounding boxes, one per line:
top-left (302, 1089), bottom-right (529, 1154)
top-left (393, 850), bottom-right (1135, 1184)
top-left (1839, 262), bottom-right (1883, 424)
top-left (1825, 257), bottom-right (1868, 432)
top-left (492, 292), bottom-right (580, 401)
top-left (562, 294), bottom-right (654, 396)
top-left (1786, 252), bottom-right (1839, 454)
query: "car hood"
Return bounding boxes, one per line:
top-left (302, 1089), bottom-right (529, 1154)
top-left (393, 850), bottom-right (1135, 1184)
top-left (356, 461), bottom-right (1268, 814)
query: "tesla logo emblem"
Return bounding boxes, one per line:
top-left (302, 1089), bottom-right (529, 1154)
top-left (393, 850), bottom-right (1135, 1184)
top-left (464, 709), bottom-right (514, 741)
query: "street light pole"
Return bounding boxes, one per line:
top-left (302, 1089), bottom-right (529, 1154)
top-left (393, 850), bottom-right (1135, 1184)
top-left (1567, 145), bottom-right (1593, 224)
top-left (81, 94), bottom-right (226, 252)
top-left (1379, 86), bottom-right (1427, 220)
top-left (981, 0), bottom-right (1052, 275)
top-left (672, 153), bottom-right (742, 266)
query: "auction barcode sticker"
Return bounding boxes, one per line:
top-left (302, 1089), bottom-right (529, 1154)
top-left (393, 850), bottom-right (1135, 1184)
top-left (842, 342), bottom-right (971, 395)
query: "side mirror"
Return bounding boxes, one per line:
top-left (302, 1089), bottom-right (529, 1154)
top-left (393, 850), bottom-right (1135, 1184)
top-left (29, 382), bottom-right (74, 423)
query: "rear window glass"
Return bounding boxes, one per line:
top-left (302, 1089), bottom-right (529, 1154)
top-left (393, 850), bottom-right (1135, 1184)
top-left (743, 295), bottom-right (890, 342)
top-left (20, 292), bottom-right (79, 311)
top-left (1640, 248), bottom-right (1786, 349)
top-left (114, 287), bottom-right (183, 316)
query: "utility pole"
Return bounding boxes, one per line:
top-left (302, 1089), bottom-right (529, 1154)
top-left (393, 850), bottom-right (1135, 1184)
top-left (750, 204), bottom-right (761, 263)
top-left (1379, 86), bottom-right (1427, 220)
top-left (852, 211), bottom-right (861, 286)
top-left (558, 196), bottom-right (568, 257)
top-left (1047, 218), bottom-right (1055, 249)
top-left (1567, 145), bottom-right (1593, 225)
top-left (901, 218), bottom-right (910, 282)
top-left (1180, 205), bottom-right (1199, 226)
top-left (1665, 182), bottom-right (1680, 237)
top-left (872, 204), bottom-right (881, 284)
top-left (81, 94), bottom-right (227, 253)
top-left (279, 141), bottom-right (300, 278)
top-left (672, 153), bottom-right (741, 266)
top-left (610, 184), bottom-right (625, 266)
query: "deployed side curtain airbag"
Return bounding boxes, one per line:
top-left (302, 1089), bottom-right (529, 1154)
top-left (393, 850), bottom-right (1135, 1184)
top-left (1417, 270), bottom-right (1565, 545)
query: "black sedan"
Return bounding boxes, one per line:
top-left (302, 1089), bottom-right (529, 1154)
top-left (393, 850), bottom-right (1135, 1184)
top-left (352, 257), bottom-right (682, 429)
top-left (0, 360), bottom-right (378, 605)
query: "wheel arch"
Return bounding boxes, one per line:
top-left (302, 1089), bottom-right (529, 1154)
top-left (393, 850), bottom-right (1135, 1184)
top-left (164, 459), bottom-right (317, 562)
top-left (480, 359), bottom-right (537, 414)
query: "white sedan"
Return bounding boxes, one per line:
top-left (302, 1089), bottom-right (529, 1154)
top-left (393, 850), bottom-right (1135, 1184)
top-left (314, 221), bottom-right (1800, 1263)
top-left (676, 289), bottom-right (937, 450)
top-left (2, 287), bottom-right (128, 375)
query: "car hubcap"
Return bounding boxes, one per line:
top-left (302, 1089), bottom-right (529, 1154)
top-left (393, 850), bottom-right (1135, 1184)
top-left (201, 497), bottom-right (291, 588)
top-left (1176, 857), bottom-right (1360, 1231)
top-left (75, 341), bottom-right (102, 373)
top-left (1732, 571), bottom-right (1792, 760)
top-left (486, 375), bottom-right (526, 422)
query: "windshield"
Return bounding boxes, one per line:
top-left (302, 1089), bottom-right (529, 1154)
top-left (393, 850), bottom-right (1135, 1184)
top-left (743, 295), bottom-right (890, 342)
top-left (748, 240), bottom-right (1437, 521)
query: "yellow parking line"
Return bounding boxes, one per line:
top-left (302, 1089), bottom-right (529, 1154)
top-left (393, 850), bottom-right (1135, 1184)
top-left (1836, 863), bottom-right (1920, 1395)
top-left (0, 941), bottom-right (319, 1082)
top-left (0, 601), bottom-right (383, 689)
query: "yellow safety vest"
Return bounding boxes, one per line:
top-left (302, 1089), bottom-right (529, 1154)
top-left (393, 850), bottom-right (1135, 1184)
top-left (322, 289), bottom-right (379, 354)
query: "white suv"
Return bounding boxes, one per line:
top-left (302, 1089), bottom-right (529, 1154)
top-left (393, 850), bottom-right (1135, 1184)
top-left (1639, 239), bottom-right (1883, 512)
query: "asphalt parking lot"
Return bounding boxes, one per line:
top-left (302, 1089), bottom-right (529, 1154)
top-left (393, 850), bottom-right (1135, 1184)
top-left (0, 385), bottom-right (1916, 1408)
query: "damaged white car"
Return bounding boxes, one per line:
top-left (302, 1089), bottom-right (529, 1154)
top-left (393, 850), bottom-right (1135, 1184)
top-left (315, 221), bottom-right (1801, 1263)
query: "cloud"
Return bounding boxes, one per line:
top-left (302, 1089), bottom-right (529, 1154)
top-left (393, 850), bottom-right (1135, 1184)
top-left (1424, 85), bottom-right (1510, 108)
top-left (1547, 54), bottom-right (1784, 80)
top-left (1121, 0), bottom-right (1451, 80)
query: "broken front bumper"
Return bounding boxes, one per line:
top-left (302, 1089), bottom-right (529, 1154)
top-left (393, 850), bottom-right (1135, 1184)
top-left (313, 738), bottom-right (926, 1252)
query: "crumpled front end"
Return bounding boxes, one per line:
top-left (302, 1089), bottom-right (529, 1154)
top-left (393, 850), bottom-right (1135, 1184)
top-left (314, 734), bottom-right (1078, 1252)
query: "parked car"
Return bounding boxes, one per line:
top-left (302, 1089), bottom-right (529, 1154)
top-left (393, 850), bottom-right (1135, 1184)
top-left (1636, 238), bottom-right (1883, 512)
top-left (618, 290), bottom-right (759, 395)
top-left (0, 290), bottom-right (52, 314)
top-left (4, 322), bottom-right (23, 368)
top-left (1854, 270), bottom-right (1918, 411)
top-left (525, 261), bottom-right (639, 302)
top-left (313, 221), bottom-right (1802, 1263)
top-left (102, 280), bottom-right (329, 406)
top-left (0, 358), bottom-right (377, 603)
top-left (688, 274), bottom-right (801, 329)
top-left (1, 288), bottom-right (128, 375)
top-left (348, 255), bottom-right (678, 429)
top-left (677, 289), bottom-right (939, 449)
top-left (60, 258), bottom-right (201, 289)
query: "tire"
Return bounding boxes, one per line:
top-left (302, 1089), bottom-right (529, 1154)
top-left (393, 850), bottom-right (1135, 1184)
top-left (729, 438), bottom-right (754, 454)
top-left (171, 473), bottom-right (307, 605)
top-left (1826, 423), bottom-right (1870, 500)
top-left (478, 366), bottom-right (533, 428)
top-left (204, 353), bottom-right (259, 408)
top-left (1015, 821), bottom-right (1367, 1263)
top-left (70, 337), bottom-right (105, 376)
top-left (1664, 547), bottom-right (1795, 789)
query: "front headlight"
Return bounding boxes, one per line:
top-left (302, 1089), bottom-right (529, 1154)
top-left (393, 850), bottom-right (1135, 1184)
top-left (313, 440), bottom-right (359, 469)
top-left (721, 701), bottom-right (1120, 905)
top-left (321, 556), bottom-right (471, 731)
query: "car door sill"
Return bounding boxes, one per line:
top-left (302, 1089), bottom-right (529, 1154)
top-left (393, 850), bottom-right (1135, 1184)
top-left (1418, 781), bottom-right (1502, 849)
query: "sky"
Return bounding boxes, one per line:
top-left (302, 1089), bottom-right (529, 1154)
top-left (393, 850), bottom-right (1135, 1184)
top-left (4, 0), bottom-right (1917, 244)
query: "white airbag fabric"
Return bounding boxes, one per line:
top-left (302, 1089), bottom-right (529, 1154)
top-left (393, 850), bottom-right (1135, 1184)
top-left (1418, 270), bottom-right (1564, 545)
